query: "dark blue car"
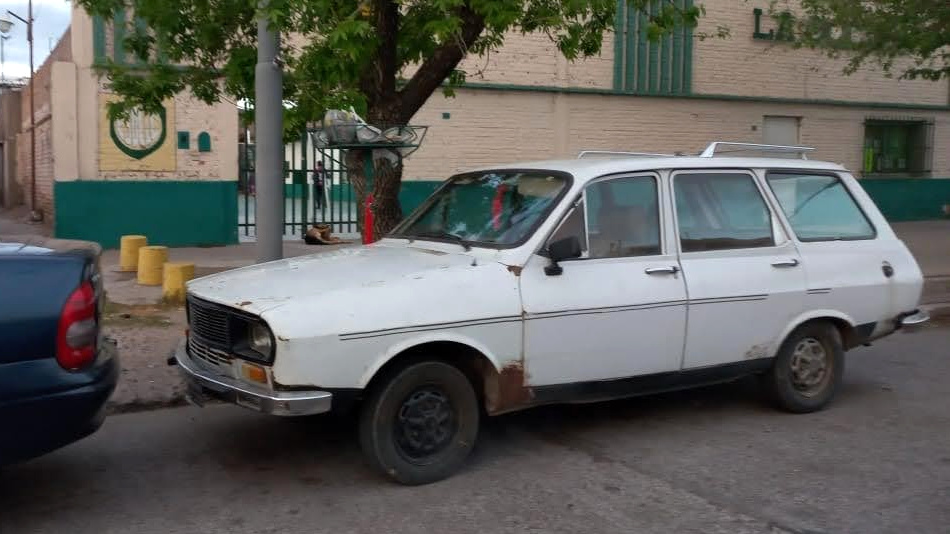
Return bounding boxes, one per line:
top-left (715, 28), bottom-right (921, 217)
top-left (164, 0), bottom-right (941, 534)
top-left (0, 238), bottom-right (119, 466)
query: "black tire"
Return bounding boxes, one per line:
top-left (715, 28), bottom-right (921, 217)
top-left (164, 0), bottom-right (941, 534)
top-left (359, 361), bottom-right (479, 485)
top-left (763, 322), bottom-right (845, 413)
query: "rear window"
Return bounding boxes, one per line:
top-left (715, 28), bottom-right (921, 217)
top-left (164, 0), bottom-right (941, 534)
top-left (766, 173), bottom-right (876, 241)
top-left (674, 172), bottom-right (775, 252)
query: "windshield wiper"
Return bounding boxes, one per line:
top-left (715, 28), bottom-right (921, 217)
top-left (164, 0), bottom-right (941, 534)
top-left (413, 230), bottom-right (472, 251)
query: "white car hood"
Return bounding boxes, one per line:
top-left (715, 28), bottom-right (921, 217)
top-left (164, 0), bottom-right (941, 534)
top-left (186, 244), bottom-right (481, 315)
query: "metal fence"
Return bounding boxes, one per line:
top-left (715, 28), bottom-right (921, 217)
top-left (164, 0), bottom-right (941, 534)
top-left (238, 130), bottom-right (359, 241)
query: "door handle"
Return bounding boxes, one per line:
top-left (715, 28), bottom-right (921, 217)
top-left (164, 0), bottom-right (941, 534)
top-left (771, 259), bottom-right (800, 268)
top-left (645, 266), bottom-right (680, 275)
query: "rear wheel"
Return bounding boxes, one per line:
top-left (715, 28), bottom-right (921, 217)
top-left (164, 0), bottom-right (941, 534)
top-left (359, 361), bottom-right (479, 485)
top-left (763, 322), bottom-right (844, 413)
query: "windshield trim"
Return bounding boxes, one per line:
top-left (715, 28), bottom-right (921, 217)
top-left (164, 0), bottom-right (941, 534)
top-left (388, 168), bottom-right (575, 250)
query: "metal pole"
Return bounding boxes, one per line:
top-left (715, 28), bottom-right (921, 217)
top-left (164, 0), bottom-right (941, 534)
top-left (254, 1), bottom-right (283, 262)
top-left (1, 35), bottom-right (7, 83)
top-left (27, 0), bottom-right (38, 221)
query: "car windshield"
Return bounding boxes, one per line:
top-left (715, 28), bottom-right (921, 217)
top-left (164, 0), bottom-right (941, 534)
top-left (392, 171), bottom-right (569, 247)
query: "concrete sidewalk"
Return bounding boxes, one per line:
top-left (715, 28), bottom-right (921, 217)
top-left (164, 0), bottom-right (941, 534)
top-left (893, 221), bottom-right (950, 304)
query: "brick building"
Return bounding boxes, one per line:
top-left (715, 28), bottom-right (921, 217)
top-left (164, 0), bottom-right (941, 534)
top-left (7, 4), bottom-right (237, 248)
top-left (6, 1), bottom-right (948, 248)
top-left (397, 1), bottom-right (950, 221)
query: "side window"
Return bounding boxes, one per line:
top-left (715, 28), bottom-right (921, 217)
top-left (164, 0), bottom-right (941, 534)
top-left (674, 172), bottom-right (774, 252)
top-left (766, 173), bottom-right (876, 241)
top-left (548, 199), bottom-right (588, 254)
top-left (585, 176), bottom-right (661, 258)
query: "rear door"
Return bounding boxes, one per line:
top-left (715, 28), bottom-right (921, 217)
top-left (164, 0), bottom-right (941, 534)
top-left (672, 169), bottom-right (806, 369)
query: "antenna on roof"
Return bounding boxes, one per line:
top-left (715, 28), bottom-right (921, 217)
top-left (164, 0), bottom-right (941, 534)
top-left (699, 142), bottom-right (816, 159)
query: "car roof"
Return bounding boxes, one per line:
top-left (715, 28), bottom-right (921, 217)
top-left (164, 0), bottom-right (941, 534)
top-left (465, 156), bottom-right (847, 184)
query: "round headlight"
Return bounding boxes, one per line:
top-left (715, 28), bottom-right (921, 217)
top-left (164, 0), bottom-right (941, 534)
top-left (249, 323), bottom-right (272, 355)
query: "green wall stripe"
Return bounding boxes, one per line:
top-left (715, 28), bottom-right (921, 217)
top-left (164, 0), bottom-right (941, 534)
top-left (672, 0), bottom-right (683, 94)
top-left (92, 15), bottom-right (106, 61)
top-left (624, 2), bottom-right (636, 92)
top-left (340, 178), bottom-right (950, 223)
top-left (660, 19), bottom-right (672, 93)
top-left (648, 1), bottom-right (660, 93)
top-left (612, 0), bottom-right (624, 91)
top-left (860, 178), bottom-right (950, 221)
top-left (112, 8), bottom-right (126, 64)
top-left (683, 0), bottom-right (693, 92)
top-left (637, 10), bottom-right (648, 92)
top-left (54, 181), bottom-right (239, 249)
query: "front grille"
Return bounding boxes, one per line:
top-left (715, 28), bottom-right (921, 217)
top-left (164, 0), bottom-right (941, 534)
top-left (188, 297), bottom-right (231, 346)
top-left (189, 336), bottom-right (233, 367)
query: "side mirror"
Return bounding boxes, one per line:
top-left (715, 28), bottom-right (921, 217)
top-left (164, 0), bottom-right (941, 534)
top-left (544, 236), bottom-right (582, 276)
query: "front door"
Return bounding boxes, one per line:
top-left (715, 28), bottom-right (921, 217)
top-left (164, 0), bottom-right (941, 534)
top-left (671, 169), bottom-right (807, 369)
top-left (521, 173), bottom-right (688, 386)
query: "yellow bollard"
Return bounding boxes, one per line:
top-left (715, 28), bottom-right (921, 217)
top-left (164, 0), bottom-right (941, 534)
top-left (118, 235), bottom-right (147, 272)
top-left (137, 246), bottom-right (168, 286)
top-left (162, 262), bottom-right (195, 304)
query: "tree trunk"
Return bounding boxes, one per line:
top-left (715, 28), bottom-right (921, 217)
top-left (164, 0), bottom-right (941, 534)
top-left (370, 155), bottom-right (403, 238)
top-left (345, 148), bottom-right (403, 240)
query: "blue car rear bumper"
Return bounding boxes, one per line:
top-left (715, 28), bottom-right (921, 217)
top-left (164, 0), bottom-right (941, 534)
top-left (0, 343), bottom-right (119, 466)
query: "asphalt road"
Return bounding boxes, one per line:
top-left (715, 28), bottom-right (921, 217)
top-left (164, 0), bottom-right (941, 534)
top-left (2, 324), bottom-right (949, 534)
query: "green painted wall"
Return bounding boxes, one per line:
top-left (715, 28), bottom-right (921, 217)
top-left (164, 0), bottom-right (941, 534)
top-left (296, 178), bottom-right (950, 223)
top-left (55, 180), bottom-right (239, 249)
top-left (859, 178), bottom-right (950, 222)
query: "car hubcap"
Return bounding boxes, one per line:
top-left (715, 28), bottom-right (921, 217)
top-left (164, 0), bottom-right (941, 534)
top-left (394, 387), bottom-right (457, 463)
top-left (789, 337), bottom-right (831, 396)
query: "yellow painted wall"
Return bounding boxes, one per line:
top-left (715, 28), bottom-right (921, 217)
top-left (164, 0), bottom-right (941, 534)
top-left (98, 94), bottom-right (177, 172)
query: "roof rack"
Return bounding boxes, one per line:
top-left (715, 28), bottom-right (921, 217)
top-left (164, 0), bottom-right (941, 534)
top-left (577, 150), bottom-right (675, 159)
top-left (699, 142), bottom-right (815, 159)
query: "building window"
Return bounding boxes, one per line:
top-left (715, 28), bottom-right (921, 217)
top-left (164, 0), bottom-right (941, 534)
top-left (863, 119), bottom-right (933, 177)
top-left (197, 132), bottom-right (212, 152)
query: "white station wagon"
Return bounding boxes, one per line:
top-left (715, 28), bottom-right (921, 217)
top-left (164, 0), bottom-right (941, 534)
top-left (175, 142), bottom-right (928, 485)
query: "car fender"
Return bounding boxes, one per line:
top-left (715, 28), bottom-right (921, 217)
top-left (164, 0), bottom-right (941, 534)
top-left (775, 309), bottom-right (858, 353)
top-left (358, 330), bottom-right (512, 389)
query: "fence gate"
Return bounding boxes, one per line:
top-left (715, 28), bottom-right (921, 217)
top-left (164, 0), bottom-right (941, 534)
top-left (238, 129), bottom-right (359, 241)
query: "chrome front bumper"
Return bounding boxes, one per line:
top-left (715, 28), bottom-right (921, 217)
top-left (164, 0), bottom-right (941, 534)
top-left (173, 341), bottom-right (332, 416)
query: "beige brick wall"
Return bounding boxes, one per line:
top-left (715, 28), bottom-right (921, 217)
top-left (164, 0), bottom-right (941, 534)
top-left (404, 88), bottom-right (950, 180)
top-left (96, 92), bottom-right (238, 180)
top-left (401, 31), bottom-right (615, 90)
top-left (16, 118), bottom-right (55, 218)
top-left (400, 1), bottom-right (948, 106)
top-left (693, 0), bottom-right (949, 104)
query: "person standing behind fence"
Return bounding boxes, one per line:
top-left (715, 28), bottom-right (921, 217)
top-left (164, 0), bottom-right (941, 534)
top-left (314, 161), bottom-right (327, 210)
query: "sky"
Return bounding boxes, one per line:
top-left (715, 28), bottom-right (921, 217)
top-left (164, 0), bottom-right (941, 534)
top-left (0, 0), bottom-right (71, 81)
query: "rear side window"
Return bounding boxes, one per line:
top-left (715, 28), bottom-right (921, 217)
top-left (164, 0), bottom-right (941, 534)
top-left (766, 173), bottom-right (876, 241)
top-left (674, 172), bottom-right (774, 252)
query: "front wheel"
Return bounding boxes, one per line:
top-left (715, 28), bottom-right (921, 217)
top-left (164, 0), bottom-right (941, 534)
top-left (359, 361), bottom-right (479, 485)
top-left (763, 322), bottom-right (845, 413)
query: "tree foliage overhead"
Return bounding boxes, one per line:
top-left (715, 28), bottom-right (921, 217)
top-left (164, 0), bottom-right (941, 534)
top-left (75, 0), bottom-right (703, 132)
top-left (785, 0), bottom-right (950, 80)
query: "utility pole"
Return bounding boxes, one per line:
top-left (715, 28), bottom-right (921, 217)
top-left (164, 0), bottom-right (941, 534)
top-left (254, 1), bottom-right (283, 263)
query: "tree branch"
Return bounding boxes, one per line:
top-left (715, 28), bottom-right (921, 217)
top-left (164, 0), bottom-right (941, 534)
top-left (396, 4), bottom-right (485, 124)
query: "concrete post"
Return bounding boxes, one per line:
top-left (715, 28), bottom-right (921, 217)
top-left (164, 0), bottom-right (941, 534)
top-left (254, 2), bottom-right (284, 263)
